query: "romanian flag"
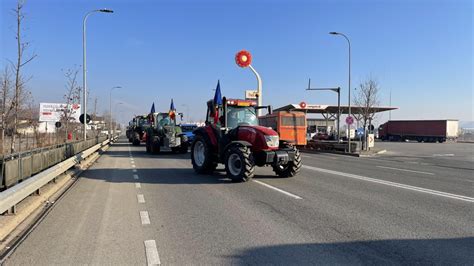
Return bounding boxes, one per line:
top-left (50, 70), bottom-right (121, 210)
top-left (149, 102), bottom-right (156, 123)
top-left (213, 80), bottom-right (222, 125)
top-left (169, 99), bottom-right (176, 120)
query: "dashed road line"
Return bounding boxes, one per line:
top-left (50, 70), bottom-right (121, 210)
top-left (253, 180), bottom-right (302, 200)
top-left (144, 240), bottom-right (161, 265)
top-left (133, 174), bottom-right (139, 180)
top-left (303, 165), bottom-right (474, 203)
top-left (137, 194), bottom-right (145, 203)
top-left (132, 164), bottom-right (136, 168)
top-left (135, 182), bottom-right (141, 188)
top-left (133, 169), bottom-right (138, 173)
top-left (376, 165), bottom-right (434, 175)
top-left (140, 211), bottom-right (150, 225)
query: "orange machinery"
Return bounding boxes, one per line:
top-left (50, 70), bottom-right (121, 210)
top-left (259, 111), bottom-right (307, 146)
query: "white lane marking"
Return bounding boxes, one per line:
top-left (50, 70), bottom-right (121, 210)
top-left (133, 174), bottom-right (139, 180)
top-left (376, 165), bottom-right (435, 175)
top-left (132, 164), bottom-right (136, 168)
top-left (253, 180), bottom-right (302, 200)
top-left (135, 182), bottom-right (141, 188)
top-left (140, 211), bottom-right (150, 225)
top-left (144, 240), bottom-right (161, 265)
top-left (302, 165), bottom-right (474, 203)
top-left (133, 169), bottom-right (138, 173)
top-left (137, 194), bottom-right (145, 203)
top-left (433, 154), bottom-right (455, 157)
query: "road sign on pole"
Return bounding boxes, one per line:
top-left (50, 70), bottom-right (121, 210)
top-left (345, 116), bottom-right (354, 125)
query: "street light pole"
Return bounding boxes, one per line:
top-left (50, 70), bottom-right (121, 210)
top-left (82, 8), bottom-right (113, 141)
top-left (306, 79), bottom-right (341, 142)
top-left (109, 86), bottom-right (121, 139)
top-left (330, 31), bottom-right (351, 152)
top-left (113, 102), bottom-right (123, 136)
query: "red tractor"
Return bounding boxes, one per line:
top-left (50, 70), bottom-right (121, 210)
top-left (191, 97), bottom-right (302, 182)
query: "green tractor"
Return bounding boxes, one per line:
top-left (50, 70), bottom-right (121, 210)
top-left (145, 112), bottom-right (189, 154)
top-left (130, 115), bottom-right (151, 146)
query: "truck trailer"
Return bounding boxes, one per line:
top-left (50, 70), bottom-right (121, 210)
top-left (378, 120), bottom-right (458, 143)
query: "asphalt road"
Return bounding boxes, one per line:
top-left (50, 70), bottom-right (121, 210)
top-left (5, 139), bottom-right (473, 265)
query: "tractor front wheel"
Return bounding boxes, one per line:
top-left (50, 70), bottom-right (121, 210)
top-left (191, 135), bottom-right (216, 174)
top-left (225, 146), bottom-right (255, 182)
top-left (272, 146), bottom-right (302, 178)
top-left (132, 133), bottom-right (140, 146)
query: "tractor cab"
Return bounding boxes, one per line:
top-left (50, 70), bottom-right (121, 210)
top-left (206, 97), bottom-right (270, 131)
top-left (130, 115), bottom-right (150, 145)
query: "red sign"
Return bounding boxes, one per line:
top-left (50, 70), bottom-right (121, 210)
top-left (235, 50), bottom-right (252, 68)
top-left (345, 116), bottom-right (354, 125)
top-left (299, 102), bottom-right (307, 109)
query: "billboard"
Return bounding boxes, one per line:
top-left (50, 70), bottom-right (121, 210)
top-left (39, 103), bottom-right (81, 122)
top-left (245, 90), bottom-right (258, 100)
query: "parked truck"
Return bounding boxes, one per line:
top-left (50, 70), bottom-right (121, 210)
top-left (378, 120), bottom-right (458, 143)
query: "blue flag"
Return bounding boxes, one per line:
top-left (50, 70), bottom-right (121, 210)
top-left (169, 99), bottom-right (175, 111)
top-left (150, 102), bottom-right (155, 113)
top-left (213, 80), bottom-right (222, 105)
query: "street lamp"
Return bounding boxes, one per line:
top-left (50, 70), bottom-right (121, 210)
top-left (329, 31), bottom-right (352, 152)
top-left (113, 102), bottom-right (123, 136)
top-left (82, 8), bottom-right (114, 140)
top-left (109, 86), bottom-right (121, 138)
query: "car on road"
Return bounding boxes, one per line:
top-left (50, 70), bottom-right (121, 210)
top-left (180, 124), bottom-right (198, 143)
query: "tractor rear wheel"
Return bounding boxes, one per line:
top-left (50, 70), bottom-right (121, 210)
top-left (191, 135), bottom-right (216, 174)
top-left (273, 146), bottom-right (302, 177)
top-left (225, 146), bottom-right (255, 182)
top-left (146, 140), bottom-right (151, 153)
top-left (132, 133), bottom-right (140, 146)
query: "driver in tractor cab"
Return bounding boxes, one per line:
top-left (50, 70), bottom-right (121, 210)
top-left (226, 107), bottom-right (258, 128)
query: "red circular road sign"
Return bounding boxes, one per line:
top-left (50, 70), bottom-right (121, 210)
top-left (345, 116), bottom-right (354, 125)
top-left (299, 102), bottom-right (307, 109)
top-left (235, 50), bottom-right (252, 68)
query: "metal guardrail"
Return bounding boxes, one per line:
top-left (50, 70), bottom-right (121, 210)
top-left (0, 136), bottom-right (117, 215)
top-left (0, 136), bottom-right (109, 190)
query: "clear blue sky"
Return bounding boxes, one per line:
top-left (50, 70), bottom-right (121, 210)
top-left (1, 0), bottom-right (472, 125)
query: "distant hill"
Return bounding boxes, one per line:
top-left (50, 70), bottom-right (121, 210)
top-left (459, 121), bottom-right (474, 129)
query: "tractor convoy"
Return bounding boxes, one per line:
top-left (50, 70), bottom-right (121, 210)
top-left (124, 50), bottom-right (301, 182)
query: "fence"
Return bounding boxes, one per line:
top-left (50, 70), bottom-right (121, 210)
top-left (0, 136), bottom-right (108, 191)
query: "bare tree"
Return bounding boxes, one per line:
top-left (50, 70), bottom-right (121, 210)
top-left (61, 67), bottom-right (81, 141)
top-left (353, 78), bottom-right (381, 133)
top-left (0, 66), bottom-right (13, 154)
top-left (9, 0), bottom-right (37, 153)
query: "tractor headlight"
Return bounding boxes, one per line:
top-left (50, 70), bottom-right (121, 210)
top-left (265, 135), bottom-right (279, 148)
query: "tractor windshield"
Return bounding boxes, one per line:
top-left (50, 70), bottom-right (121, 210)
top-left (226, 106), bottom-right (258, 129)
top-left (138, 118), bottom-right (150, 127)
top-left (157, 113), bottom-right (176, 128)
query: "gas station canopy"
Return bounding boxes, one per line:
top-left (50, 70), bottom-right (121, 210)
top-left (274, 104), bottom-right (398, 123)
top-left (274, 104), bottom-right (397, 114)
